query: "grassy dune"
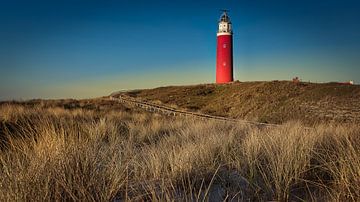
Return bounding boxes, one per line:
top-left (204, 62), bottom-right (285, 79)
top-left (126, 81), bottom-right (360, 125)
top-left (0, 103), bottom-right (359, 201)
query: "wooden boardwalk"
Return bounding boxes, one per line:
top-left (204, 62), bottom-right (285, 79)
top-left (109, 94), bottom-right (281, 128)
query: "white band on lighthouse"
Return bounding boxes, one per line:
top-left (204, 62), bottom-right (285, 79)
top-left (217, 32), bottom-right (232, 36)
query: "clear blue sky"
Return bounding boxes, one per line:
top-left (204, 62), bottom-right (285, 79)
top-left (1, 0), bottom-right (360, 100)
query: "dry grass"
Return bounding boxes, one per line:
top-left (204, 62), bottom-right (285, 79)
top-left (0, 104), bottom-right (359, 201)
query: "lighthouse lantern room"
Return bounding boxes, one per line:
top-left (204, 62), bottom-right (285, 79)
top-left (216, 11), bottom-right (234, 83)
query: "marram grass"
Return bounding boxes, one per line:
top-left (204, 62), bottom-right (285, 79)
top-left (0, 104), bottom-right (359, 201)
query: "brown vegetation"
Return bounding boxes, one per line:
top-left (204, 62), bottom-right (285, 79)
top-left (0, 102), bottom-right (359, 201)
top-left (125, 81), bottom-right (360, 125)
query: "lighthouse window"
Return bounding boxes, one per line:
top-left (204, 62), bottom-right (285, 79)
top-left (223, 44), bottom-right (227, 48)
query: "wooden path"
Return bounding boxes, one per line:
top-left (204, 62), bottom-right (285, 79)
top-left (109, 94), bottom-right (281, 128)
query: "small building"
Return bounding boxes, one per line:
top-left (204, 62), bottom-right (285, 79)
top-left (337, 80), bottom-right (354, 85)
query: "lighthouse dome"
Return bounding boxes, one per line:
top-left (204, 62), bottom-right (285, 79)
top-left (219, 12), bottom-right (230, 23)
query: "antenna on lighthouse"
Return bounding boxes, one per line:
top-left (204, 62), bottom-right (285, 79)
top-left (220, 9), bottom-right (229, 13)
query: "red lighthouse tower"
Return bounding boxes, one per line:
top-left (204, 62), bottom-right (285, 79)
top-left (216, 11), bottom-right (233, 83)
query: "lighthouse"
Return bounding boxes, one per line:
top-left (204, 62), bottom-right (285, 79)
top-left (216, 11), bottom-right (234, 83)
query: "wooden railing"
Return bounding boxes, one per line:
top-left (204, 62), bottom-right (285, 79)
top-left (109, 94), bottom-right (282, 128)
